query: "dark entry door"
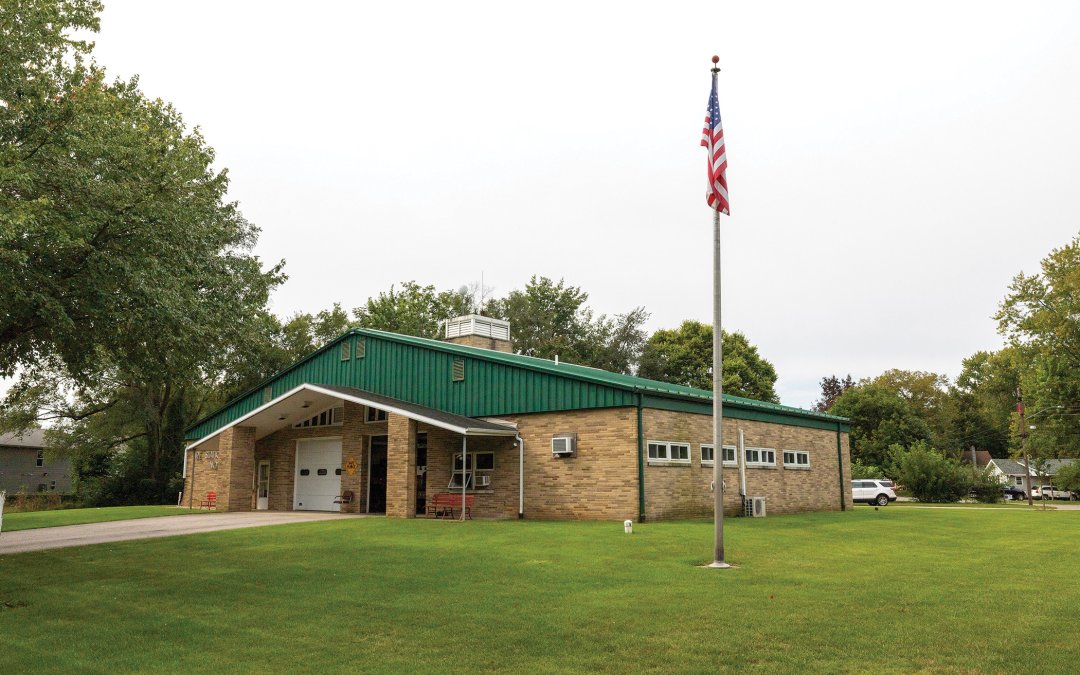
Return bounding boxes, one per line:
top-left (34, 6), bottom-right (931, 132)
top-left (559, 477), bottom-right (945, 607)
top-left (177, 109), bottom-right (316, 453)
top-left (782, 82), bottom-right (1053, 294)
top-left (368, 435), bottom-right (388, 513)
top-left (416, 433), bottom-right (427, 516)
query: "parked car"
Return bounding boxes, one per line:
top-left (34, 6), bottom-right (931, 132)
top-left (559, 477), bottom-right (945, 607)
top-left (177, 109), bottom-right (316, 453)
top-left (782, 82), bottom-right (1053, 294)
top-left (851, 479), bottom-right (897, 506)
top-left (1032, 485), bottom-right (1072, 500)
top-left (1002, 486), bottom-right (1026, 500)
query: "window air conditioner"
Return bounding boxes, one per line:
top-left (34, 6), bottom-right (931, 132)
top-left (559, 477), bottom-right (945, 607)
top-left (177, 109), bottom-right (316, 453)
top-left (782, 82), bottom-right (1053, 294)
top-left (743, 496), bottom-right (766, 518)
top-left (552, 433), bottom-right (577, 457)
top-left (474, 475), bottom-right (491, 488)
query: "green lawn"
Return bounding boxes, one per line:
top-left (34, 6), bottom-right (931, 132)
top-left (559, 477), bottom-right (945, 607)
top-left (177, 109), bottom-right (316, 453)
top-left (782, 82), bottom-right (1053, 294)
top-left (0, 505), bottom-right (203, 532)
top-left (1, 509), bottom-right (1077, 673)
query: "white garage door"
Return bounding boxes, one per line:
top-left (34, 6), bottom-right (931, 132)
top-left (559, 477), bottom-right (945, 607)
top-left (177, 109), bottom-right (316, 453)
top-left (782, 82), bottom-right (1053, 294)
top-left (294, 438), bottom-right (343, 512)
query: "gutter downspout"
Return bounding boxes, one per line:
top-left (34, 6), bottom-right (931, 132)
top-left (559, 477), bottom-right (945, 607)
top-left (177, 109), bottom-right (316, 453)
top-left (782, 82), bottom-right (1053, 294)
top-left (737, 428), bottom-right (747, 502)
top-left (636, 392), bottom-right (646, 523)
top-left (516, 433), bottom-right (524, 519)
top-left (836, 423), bottom-right (846, 511)
top-left (188, 448), bottom-right (196, 509)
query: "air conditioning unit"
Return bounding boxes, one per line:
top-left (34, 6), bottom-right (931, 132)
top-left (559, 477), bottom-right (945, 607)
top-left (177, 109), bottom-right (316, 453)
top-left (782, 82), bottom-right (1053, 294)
top-left (474, 475), bottom-right (491, 488)
top-left (552, 433), bottom-right (577, 457)
top-left (744, 496), bottom-right (766, 518)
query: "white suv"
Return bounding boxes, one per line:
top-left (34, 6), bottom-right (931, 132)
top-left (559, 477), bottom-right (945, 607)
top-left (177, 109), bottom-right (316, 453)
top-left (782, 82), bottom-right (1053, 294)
top-left (852, 479), bottom-right (897, 506)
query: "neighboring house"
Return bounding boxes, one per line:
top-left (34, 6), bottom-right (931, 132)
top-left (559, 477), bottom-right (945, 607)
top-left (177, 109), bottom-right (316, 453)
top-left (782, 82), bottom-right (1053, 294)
top-left (183, 315), bottom-right (853, 520)
top-left (988, 457), bottom-right (1079, 495)
top-left (0, 430), bottom-right (73, 494)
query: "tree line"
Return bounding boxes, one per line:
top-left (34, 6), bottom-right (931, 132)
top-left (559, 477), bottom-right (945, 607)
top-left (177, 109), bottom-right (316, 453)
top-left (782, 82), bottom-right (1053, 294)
top-left (814, 235), bottom-right (1080, 497)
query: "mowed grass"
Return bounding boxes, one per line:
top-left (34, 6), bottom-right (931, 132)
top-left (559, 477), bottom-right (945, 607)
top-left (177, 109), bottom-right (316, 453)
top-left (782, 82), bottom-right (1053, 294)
top-left (0, 505), bottom-right (204, 532)
top-left (1, 509), bottom-right (1078, 673)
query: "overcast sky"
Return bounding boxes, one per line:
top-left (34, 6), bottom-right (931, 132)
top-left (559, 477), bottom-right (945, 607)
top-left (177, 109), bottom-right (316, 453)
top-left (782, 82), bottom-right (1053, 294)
top-left (84, 0), bottom-right (1080, 408)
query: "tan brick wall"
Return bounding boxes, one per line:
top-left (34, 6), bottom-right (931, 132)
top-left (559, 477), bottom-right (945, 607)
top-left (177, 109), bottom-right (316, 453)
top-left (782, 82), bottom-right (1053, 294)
top-left (421, 426), bottom-right (517, 519)
top-left (493, 408), bottom-right (639, 521)
top-left (642, 409), bottom-right (850, 519)
top-left (182, 426), bottom-right (255, 511)
top-left (386, 414), bottom-right (417, 517)
top-left (443, 335), bottom-right (513, 352)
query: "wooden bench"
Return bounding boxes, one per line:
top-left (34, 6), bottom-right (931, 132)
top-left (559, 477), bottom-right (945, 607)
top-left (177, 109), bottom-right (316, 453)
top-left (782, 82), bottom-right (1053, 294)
top-left (199, 491), bottom-right (217, 510)
top-left (427, 493), bottom-right (474, 519)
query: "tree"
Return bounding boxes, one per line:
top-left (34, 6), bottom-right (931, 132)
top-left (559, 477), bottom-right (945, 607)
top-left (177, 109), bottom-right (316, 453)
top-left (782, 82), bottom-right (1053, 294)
top-left (814, 374), bottom-right (854, 412)
top-left (996, 232), bottom-right (1080, 458)
top-left (1, 2), bottom-right (284, 504)
top-left (1055, 461), bottom-right (1080, 496)
top-left (636, 320), bottom-right (779, 402)
top-left (485, 276), bottom-right (649, 374)
top-left (353, 281), bottom-right (474, 339)
top-left (830, 384), bottom-right (931, 468)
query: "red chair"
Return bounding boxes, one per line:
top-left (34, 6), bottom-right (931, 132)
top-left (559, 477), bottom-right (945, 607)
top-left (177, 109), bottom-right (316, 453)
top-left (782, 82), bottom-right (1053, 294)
top-left (199, 491), bottom-right (218, 510)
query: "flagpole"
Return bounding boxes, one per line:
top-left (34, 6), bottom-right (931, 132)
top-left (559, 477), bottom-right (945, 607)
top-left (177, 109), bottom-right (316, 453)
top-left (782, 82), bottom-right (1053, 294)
top-left (707, 55), bottom-right (731, 569)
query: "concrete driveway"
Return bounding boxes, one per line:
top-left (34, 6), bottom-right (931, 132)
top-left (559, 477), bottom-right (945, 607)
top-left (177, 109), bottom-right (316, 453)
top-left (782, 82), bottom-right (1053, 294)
top-left (0, 511), bottom-right (365, 555)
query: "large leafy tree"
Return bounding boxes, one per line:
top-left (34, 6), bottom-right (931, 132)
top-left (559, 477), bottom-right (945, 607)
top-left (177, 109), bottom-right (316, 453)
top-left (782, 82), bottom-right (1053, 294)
top-left (830, 384), bottom-right (931, 468)
top-left (636, 320), bottom-right (779, 402)
top-left (354, 281), bottom-right (474, 339)
top-left (996, 232), bottom-right (1080, 458)
top-left (485, 276), bottom-right (649, 374)
top-left (0, 1), bottom-right (284, 503)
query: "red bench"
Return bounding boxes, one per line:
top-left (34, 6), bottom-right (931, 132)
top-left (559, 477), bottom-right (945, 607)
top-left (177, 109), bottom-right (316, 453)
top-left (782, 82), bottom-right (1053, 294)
top-left (428, 493), bottom-right (474, 519)
top-left (199, 491), bottom-right (217, 510)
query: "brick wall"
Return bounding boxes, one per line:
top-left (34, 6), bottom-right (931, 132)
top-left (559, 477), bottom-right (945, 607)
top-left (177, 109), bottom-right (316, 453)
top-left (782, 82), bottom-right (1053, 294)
top-left (182, 426), bottom-right (255, 511)
top-left (642, 409), bottom-right (850, 519)
top-left (443, 335), bottom-right (513, 352)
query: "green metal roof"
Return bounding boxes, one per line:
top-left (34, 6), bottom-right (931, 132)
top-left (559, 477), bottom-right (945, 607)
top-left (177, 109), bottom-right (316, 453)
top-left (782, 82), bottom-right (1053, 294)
top-left (186, 327), bottom-right (848, 440)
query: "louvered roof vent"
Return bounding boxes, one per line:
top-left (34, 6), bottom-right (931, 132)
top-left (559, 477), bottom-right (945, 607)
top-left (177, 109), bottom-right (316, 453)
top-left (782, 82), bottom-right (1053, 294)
top-left (443, 314), bottom-right (511, 341)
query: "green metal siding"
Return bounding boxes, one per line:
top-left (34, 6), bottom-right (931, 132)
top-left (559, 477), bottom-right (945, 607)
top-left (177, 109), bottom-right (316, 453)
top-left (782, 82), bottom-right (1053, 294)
top-left (187, 328), bottom-right (848, 440)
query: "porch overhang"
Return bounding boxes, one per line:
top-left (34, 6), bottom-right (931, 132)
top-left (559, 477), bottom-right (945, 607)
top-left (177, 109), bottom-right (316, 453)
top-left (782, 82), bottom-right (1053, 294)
top-left (185, 382), bottom-right (518, 450)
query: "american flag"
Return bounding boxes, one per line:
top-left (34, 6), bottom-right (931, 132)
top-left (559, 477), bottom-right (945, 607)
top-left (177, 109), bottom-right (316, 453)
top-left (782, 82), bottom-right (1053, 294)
top-left (700, 72), bottom-right (729, 214)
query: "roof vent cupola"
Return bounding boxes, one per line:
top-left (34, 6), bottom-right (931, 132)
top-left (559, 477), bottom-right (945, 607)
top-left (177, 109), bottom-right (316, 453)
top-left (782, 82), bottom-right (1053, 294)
top-left (441, 314), bottom-right (513, 353)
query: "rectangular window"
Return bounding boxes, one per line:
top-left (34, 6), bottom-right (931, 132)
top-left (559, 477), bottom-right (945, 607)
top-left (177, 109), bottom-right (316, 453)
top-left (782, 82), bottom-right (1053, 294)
top-left (1015, 477), bottom-right (1024, 486)
top-left (36, 451), bottom-right (44, 467)
top-left (722, 445), bottom-right (737, 465)
top-left (701, 444), bottom-right (715, 464)
top-left (49, 480), bottom-right (57, 491)
top-left (647, 441), bottom-right (691, 466)
top-left (783, 450), bottom-right (810, 468)
top-left (450, 451), bottom-right (494, 490)
top-left (745, 447), bottom-right (776, 467)
top-left (365, 407), bottom-right (387, 423)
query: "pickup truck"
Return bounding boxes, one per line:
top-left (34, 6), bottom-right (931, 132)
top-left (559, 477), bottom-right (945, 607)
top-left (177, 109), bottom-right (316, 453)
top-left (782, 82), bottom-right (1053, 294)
top-left (1032, 485), bottom-right (1073, 500)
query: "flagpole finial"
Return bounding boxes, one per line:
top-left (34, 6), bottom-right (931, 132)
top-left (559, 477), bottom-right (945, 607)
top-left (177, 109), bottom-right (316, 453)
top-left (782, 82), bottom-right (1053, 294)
top-left (711, 55), bottom-right (720, 73)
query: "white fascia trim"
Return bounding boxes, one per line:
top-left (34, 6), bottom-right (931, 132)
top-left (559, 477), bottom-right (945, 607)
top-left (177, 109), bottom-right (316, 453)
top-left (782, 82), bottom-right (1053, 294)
top-left (186, 383), bottom-right (517, 450)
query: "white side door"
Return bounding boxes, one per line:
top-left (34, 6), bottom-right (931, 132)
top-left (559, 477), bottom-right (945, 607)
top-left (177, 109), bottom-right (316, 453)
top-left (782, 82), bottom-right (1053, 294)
top-left (256, 460), bottom-right (270, 510)
top-left (294, 439), bottom-right (343, 512)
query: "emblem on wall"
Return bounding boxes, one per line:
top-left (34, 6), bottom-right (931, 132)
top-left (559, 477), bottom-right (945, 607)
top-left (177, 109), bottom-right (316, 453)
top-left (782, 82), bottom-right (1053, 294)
top-left (344, 457), bottom-right (359, 476)
top-left (195, 450), bottom-right (221, 470)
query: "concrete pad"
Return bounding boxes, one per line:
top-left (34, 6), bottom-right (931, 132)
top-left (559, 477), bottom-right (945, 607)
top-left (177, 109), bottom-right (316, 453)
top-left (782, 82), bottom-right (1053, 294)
top-left (0, 511), bottom-right (368, 556)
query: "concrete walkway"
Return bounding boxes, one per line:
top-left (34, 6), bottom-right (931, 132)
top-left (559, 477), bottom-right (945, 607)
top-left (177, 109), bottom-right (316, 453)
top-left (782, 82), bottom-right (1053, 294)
top-left (0, 511), bottom-right (366, 555)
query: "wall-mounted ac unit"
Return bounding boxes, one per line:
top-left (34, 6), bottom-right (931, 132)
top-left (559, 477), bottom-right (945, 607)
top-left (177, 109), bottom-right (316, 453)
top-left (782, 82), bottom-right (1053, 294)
top-left (552, 433), bottom-right (577, 457)
top-left (474, 475), bottom-right (491, 488)
top-left (744, 496), bottom-right (766, 518)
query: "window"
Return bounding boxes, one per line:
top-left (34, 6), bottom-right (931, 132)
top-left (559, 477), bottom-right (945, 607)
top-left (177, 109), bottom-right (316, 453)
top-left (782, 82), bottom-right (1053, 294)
top-left (647, 441), bottom-right (691, 465)
top-left (37, 483), bottom-right (47, 492)
top-left (452, 358), bottom-right (465, 382)
top-left (317, 468), bottom-right (328, 476)
top-left (449, 451), bottom-right (494, 489)
top-left (365, 407), bottom-right (387, 423)
top-left (783, 450), bottom-right (810, 468)
top-left (36, 451), bottom-right (44, 467)
top-left (1015, 477), bottom-right (1024, 486)
top-left (700, 444), bottom-right (736, 466)
top-left (300, 469), bottom-right (310, 476)
top-left (745, 447), bottom-right (776, 467)
top-left (49, 480), bottom-right (56, 491)
top-left (294, 406), bottom-right (344, 429)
